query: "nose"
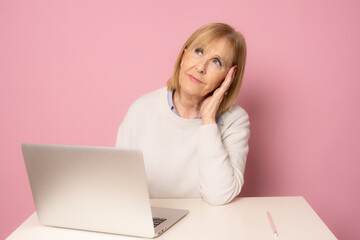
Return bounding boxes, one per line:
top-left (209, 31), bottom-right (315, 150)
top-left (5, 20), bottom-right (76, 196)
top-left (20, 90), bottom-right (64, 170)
top-left (195, 60), bottom-right (207, 74)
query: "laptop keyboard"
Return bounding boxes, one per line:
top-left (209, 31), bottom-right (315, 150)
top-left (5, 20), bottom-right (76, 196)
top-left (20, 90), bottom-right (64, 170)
top-left (153, 217), bottom-right (167, 227)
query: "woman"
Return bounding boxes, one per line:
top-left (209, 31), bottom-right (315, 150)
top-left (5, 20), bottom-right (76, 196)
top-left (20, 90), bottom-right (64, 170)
top-left (116, 23), bottom-right (249, 205)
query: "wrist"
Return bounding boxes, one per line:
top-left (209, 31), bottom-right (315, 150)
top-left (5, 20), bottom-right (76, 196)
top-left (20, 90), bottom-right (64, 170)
top-left (201, 117), bottom-right (216, 125)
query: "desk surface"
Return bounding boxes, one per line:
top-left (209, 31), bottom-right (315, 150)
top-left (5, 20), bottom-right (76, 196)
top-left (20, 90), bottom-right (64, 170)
top-left (7, 196), bottom-right (337, 240)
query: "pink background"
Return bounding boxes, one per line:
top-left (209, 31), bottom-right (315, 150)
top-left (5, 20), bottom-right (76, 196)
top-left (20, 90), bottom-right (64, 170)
top-left (1, 0), bottom-right (359, 239)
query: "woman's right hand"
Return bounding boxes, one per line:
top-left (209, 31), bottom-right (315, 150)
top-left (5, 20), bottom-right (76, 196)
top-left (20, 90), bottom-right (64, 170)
top-left (200, 65), bottom-right (238, 125)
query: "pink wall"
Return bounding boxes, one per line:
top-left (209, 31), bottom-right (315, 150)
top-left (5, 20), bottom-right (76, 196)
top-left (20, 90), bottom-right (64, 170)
top-left (1, 0), bottom-right (359, 239)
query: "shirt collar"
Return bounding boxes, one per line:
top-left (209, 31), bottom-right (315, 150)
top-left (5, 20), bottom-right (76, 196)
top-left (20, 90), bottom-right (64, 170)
top-left (167, 90), bottom-right (223, 125)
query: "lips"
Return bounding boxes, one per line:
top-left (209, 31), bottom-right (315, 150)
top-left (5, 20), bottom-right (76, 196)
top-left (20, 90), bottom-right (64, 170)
top-left (188, 75), bottom-right (203, 84)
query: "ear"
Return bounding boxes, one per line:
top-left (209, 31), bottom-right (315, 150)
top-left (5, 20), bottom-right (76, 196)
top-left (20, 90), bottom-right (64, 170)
top-left (180, 48), bottom-right (187, 67)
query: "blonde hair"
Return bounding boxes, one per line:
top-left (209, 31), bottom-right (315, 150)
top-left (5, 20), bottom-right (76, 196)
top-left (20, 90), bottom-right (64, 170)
top-left (167, 23), bottom-right (247, 117)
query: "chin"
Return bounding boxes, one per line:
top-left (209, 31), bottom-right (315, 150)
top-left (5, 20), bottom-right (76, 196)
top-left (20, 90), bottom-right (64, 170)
top-left (179, 79), bottom-right (208, 98)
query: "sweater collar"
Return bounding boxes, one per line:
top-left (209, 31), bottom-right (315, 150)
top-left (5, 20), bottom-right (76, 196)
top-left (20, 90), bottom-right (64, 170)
top-left (167, 90), bottom-right (223, 125)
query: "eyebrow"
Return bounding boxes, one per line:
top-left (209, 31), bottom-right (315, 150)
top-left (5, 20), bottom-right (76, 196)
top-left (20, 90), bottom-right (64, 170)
top-left (214, 55), bottom-right (224, 62)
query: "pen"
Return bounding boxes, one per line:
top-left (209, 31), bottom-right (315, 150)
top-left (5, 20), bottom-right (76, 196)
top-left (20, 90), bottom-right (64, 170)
top-left (267, 212), bottom-right (278, 238)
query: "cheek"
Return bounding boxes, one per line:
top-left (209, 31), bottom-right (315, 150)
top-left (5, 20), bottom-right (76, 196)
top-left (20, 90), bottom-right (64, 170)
top-left (207, 71), bottom-right (227, 89)
top-left (181, 53), bottom-right (195, 68)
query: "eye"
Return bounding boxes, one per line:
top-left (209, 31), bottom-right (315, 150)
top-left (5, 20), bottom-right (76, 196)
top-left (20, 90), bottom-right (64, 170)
top-left (212, 58), bottom-right (223, 67)
top-left (194, 48), bottom-right (203, 55)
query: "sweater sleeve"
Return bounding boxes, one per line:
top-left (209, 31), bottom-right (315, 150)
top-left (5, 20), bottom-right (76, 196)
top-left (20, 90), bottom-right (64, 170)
top-left (115, 107), bottom-right (133, 148)
top-left (197, 107), bottom-right (250, 205)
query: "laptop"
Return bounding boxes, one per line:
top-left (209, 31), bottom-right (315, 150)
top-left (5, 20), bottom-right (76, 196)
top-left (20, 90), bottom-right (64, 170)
top-left (21, 143), bottom-right (189, 238)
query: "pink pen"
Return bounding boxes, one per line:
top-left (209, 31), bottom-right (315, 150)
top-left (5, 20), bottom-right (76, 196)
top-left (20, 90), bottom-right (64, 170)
top-left (267, 212), bottom-right (278, 238)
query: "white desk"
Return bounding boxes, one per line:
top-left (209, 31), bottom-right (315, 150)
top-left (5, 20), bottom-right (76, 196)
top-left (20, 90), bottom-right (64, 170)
top-left (7, 197), bottom-right (337, 240)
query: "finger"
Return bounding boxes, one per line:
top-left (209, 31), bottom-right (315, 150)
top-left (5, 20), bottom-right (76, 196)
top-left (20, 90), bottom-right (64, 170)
top-left (223, 65), bottom-right (238, 89)
top-left (217, 65), bottom-right (238, 95)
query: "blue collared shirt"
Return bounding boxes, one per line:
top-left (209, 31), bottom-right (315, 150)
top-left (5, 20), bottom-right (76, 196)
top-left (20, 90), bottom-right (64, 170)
top-left (167, 90), bottom-right (223, 125)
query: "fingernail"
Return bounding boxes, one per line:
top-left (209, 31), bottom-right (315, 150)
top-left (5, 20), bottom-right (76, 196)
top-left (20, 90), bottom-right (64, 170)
top-left (231, 66), bottom-right (238, 78)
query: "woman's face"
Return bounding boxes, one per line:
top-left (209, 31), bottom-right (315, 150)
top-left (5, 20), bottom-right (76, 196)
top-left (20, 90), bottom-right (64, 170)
top-left (178, 37), bottom-right (234, 99)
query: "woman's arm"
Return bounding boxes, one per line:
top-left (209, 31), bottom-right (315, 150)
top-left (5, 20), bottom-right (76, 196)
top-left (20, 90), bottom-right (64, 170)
top-left (197, 107), bottom-right (250, 205)
top-left (115, 105), bottom-right (135, 148)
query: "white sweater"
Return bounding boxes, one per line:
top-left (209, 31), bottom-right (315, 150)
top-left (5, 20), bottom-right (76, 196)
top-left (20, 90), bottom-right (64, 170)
top-left (116, 87), bottom-right (250, 205)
